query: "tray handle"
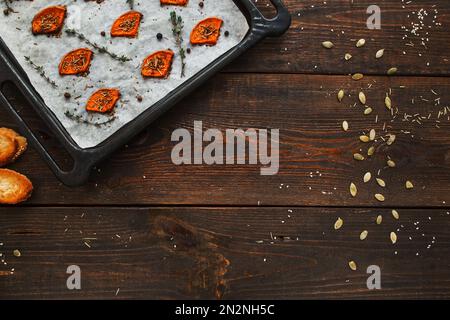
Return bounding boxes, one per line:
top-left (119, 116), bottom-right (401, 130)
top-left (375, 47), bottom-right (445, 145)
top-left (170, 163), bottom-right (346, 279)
top-left (248, 0), bottom-right (292, 37)
top-left (0, 90), bottom-right (94, 187)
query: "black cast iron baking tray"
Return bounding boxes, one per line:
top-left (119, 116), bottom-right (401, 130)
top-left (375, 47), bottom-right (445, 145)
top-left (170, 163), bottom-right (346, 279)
top-left (0, 0), bottom-right (291, 187)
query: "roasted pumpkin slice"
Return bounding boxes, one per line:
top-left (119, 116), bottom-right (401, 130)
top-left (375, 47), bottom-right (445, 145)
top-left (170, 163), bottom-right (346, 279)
top-left (190, 17), bottom-right (223, 46)
top-left (111, 11), bottom-right (143, 38)
top-left (86, 89), bottom-right (121, 113)
top-left (160, 0), bottom-right (189, 6)
top-left (141, 50), bottom-right (174, 78)
top-left (32, 5), bottom-right (67, 35)
top-left (59, 48), bottom-right (94, 76)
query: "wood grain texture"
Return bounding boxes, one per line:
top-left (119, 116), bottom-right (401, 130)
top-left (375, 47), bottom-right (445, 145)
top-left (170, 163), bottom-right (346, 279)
top-left (1, 74), bottom-right (450, 206)
top-left (229, 0), bottom-right (450, 75)
top-left (0, 207), bottom-right (449, 299)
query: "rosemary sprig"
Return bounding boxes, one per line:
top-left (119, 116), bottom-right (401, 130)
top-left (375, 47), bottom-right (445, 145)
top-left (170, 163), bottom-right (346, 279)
top-left (126, 0), bottom-right (134, 10)
top-left (64, 110), bottom-right (117, 127)
top-left (65, 28), bottom-right (132, 62)
top-left (170, 11), bottom-right (186, 77)
top-left (24, 56), bottom-right (58, 88)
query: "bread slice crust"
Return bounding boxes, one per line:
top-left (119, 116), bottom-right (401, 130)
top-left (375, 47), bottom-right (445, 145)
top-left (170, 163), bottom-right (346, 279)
top-left (0, 169), bottom-right (33, 204)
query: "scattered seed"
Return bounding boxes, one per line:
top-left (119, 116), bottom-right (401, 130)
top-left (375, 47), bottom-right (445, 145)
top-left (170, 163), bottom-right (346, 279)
top-left (352, 73), bottom-right (364, 81)
top-left (387, 67), bottom-right (398, 75)
top-left (387, 160), bottom-right (396, 168)
top-left (356, 38), bottom-right (366, 48)
top-left (390, 231), bottom-right (397, 244)
top-left (345, 53), bottom-right (352, 60)
top-left (358, 92), bottom-right (367, 104)
top-left (360, 230), bottom-right (368, 240)
top-left (376, 215), bottom-right (383, 225)
top-left (406, 180), bottom-right (414, 189)
top-left (386, 134), bottom-right (396, 146)
top-left (354, 153), bottom-right (365, 161)
top-left (367, 146), bottom-right (375, 156)
top-left (364, 107), bottom-right (373, 115)
top-left (338, 89), bottom-right (345, 102)
top-left (376, 178), bottom-right (386, 187)
top-left (322, 41), bottom-right (334, 49)
top-left (13, 249), bottom-right (21, 257)
top-left (360, 135), bottom-right (370, 143)
top-left (342, 121), bottom-right (349, 131)
top-left (369, 129), bottom-right (376, 141)
top-left (348, 260), bottom-right (357, 271)
top-left (385, 96), bottom-right (392, 110)
top-left (392, 209), bottom-right (400, 220)
top-left (350, 183), bottom-right (357, 197)
top-left (376, 49), bottom-right (385, 59)
top-left (334, 217), bottom-right (344, 230)
top-left (364, 172), bottom-right (371, 183)
top-left (375, 193), bottom-right (385, 202)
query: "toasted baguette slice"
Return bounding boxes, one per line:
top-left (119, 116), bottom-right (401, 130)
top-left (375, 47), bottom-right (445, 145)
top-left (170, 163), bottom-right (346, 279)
top-left (0, 128), bottom-right (28, 162)
top-left (0, 134), bottom-right (16, 167)
top-left (0, 169), bottom-right (33, 204)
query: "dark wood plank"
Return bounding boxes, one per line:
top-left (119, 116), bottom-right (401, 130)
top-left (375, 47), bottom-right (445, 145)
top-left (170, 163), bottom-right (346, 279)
top-left (1, 207), bottom-right (449, 299)
top-left (1, 73), bottom-right (450, 206)
top-left (228, 0), bottom-right (450, 75)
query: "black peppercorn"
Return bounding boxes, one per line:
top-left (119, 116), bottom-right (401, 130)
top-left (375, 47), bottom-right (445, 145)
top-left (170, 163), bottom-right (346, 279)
top-left (137, 95), bottom-right (143, 102)
top-left (64, 92), bottom-right (71, 99)
top-left (224, 31), bottom-right (230, 37)
top-left (199, 2), bottom-right (204, 8)
top-left (100, 31), bottom-right (106, 37)
top-left (186, 48), bottom-right (191, 54)
top-left (157, 33), bottom-right (163, 40)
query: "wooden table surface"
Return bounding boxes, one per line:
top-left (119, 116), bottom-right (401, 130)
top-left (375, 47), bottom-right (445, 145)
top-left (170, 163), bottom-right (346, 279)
top-left (1, 0), bottom-right (450, 299)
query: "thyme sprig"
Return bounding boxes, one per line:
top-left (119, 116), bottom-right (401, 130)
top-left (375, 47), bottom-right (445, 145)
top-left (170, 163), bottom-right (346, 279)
top-left (170, 11), bottom-right (186, 77)
top-left (126, 0), bottom-right (134, 10)
top-left (3, 0), bottom-right (17, 15)
top-left (64, 110), bottom-right (117, 127)
top-left (24, 56), bottom-right (58, 88)
top-left (65, 28), bottom-right (132, 62)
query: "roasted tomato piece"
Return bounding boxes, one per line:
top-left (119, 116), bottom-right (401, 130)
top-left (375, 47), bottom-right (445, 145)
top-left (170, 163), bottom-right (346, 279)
top-left (160, 0), bottom-right (189, 6)
top-left (190, 17), bottom-right (223, 46)
top-left (59, 48), bottom-right (94, 76)
top-left (86, 89), bottom-right (121, 113)
top-left (141, 50), bottom-right (174, 78)
top-left (111, 11), bottom-right (143, 38)
top-left (32, 6), bottom-right (67, 35)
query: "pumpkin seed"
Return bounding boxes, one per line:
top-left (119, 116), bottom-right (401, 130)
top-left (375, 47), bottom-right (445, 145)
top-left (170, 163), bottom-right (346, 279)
top-left (350, 183), bottom-right (357, 197)
top-left (392, 209), bottom-right (400, 220)
top-left (364, 107), bottom-right (373, 115)
top-left (376, 49), bottom-right (385, 59)
top-left (385, 96), bottom-right (392, 110)
top-left (354, 153), bottom-right (365, 161)
top-left (359, 92), bottom-right (367, 104)
top-left (406, 180), bottom-right (414, 189)
top-left (367, 146), bottom-right (375, 156)
top-left (352, 73), bottom-right (364, 81)
top-left (376, 178), bottom-right (386, 187)
top-left (387, 160), bottom-right (396, 168)
top-left (322, 41), bottom-right (334, 48)
top-left (375, 193), bottom-right (385, 202)
top-left (360, 135), bottom-right (370, 143)
top-left (338, 89), bottom-right (345, 102)
top-left (387, 134), bottom-right (396, 145)
top-left (342, 120), bottom-right (349, 131)
top-left (334, 217), bottom-right (344, 230)
top-left (364, 172), bottom-right (372, 183)
top-left (13, 249), bottom-right (21, 257)
top-left (387, 67), bottom-right (398, 75)
top-left (390, 231), bottom-right (397, 244)
top-left (345, 53), bottom-right (352, 60)
top-left (356, 38), bottom-right (366, 48)
top-left (360, 230), bottom-right (368, 240)
top-left (348, 260), bottom-right (357, 271)
top-left (369, 129), bottom-right (376, 141)
top-left (376, 215), bottom-right (383, 225)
